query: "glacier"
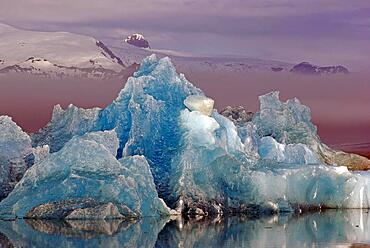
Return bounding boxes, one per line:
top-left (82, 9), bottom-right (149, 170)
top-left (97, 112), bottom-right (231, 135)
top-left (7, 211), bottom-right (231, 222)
top-left (1, 54), bottom-right (370, 219)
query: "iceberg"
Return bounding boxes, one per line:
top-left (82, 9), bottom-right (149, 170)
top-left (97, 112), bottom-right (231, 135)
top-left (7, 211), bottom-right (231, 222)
top-left (252, 91), bottom-right (320, 148)
top-left (32, 55), bottom-right (203, 204)
top-left (0, 130), bottom-right (170, 219)
top-left (171, 108), bottom-right (370, 214)
top-left (251, 91), bottom-right (370, 170)
top-left (0, 116), bottom-right (34, 200)
top-left (2, 54), bottom-right (368, 218)
top-left (31, 104), bottom-right (100, 152)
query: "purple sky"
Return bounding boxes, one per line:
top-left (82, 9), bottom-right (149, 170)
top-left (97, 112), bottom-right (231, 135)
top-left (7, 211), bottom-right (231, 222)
top-left (1, 0), bottom-right (370, 70)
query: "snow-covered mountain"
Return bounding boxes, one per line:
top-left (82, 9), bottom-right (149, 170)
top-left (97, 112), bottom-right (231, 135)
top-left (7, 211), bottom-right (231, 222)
top-left (109, 42), bottom-right (293, 73)
top-left (114, 35), bottom-right (352, 74)
top-left (0, 23), bottom-right (125, 79)
top-left (0, 23), bottom-right (348, 78)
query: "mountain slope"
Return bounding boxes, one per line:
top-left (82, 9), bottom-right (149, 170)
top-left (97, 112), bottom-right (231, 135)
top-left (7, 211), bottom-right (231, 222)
top-left (111, 37), bottom-right (350, 74)
top-left (109, 42), bottom-right (293, 73)
top-left (0, 24), bottom-right (124, 79)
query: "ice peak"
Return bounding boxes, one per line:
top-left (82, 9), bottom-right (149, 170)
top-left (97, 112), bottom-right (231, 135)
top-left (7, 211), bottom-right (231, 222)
top-left (0, 115), bottom-right (13, 123)
top-left (259, 91), bottom-right (282, 110)
top-left (132, 55), bottom-right (184, 85)
top-left (0, 115), bottom-right (30, 145)
top-left (0, 114), bottom-right (34, 200)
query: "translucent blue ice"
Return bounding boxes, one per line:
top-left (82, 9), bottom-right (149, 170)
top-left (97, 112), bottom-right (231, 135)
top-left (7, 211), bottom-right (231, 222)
top-left (0, 130), bottom-right (170, 219)
top-left (21, 54), bottom-right (370, 215)
top-left (0, 116), bottom-right (34, 199)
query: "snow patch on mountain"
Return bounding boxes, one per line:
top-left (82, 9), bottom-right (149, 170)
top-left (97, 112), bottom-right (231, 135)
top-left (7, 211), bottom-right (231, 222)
top-left (0, 23), bottom-right (124, 79)
top-left (0, 57), bottom-right (122, 79)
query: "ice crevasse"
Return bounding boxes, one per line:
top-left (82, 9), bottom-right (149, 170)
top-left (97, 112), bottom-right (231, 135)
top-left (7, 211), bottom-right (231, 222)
top-left (1, 54), bottom-right (370, 219)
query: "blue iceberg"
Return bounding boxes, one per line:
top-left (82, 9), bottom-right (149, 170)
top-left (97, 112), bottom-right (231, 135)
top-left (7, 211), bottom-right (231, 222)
top-left (1, 54), bottom-right (369, 219)
top-left (0, 130), bottom-right (170, 219)
top-left (0, 116), bottom-right (35, 200)
top-left (32, 55), bottom-right (203, 207)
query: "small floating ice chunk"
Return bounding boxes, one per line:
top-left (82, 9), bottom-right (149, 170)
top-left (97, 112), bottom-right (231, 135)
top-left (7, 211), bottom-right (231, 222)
top-left (184, 95), bottom-right (214, 116)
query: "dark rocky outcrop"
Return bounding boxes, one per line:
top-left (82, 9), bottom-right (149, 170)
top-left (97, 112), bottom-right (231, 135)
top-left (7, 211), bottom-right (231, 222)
top-left (318, 145), bottom-right (370, 171)
top-left (290, 62), bottom-right (349, 75)
top-left (220, 106), bottom-right (254, 125)
top-left (271, 67), bottom-right (283, 72)
top-left (96, 41), bottom-right (124, 66)
top-left (124, 33), bottom-right (150, 48)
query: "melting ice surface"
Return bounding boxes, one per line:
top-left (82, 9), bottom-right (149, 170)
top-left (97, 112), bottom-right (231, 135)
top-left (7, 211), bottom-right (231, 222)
top-left (1, 210), bottom-right (370, 247)
top-left (1, 54), bottom-right (370, 220)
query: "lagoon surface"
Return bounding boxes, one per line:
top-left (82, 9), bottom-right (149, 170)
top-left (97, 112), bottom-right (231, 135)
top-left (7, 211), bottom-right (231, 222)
top-left (1, 210), bottom-right (370, 248)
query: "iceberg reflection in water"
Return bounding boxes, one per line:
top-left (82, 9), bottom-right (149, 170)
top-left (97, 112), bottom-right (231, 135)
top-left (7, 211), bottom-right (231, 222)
top-left (0, 210), bottom-right (370, 247)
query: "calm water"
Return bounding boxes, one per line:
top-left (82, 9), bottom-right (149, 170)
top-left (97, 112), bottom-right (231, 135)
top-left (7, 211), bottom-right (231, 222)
top-left (0, 210), bottom-right (370, 247)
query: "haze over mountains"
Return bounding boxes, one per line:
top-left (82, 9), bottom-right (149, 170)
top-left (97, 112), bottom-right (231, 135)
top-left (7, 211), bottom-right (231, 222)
top-left (0, 23), bottom-right (350, 79)
top-left (118, 31), bottom-right (350, 75)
